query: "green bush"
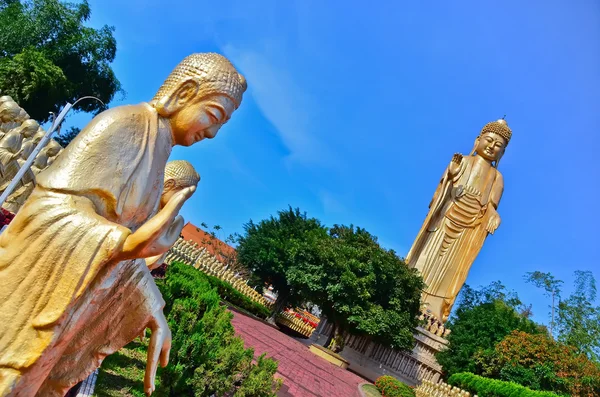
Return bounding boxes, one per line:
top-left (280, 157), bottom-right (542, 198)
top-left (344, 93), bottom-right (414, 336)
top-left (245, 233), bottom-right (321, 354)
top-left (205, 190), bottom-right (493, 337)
top-left (448, 373), bottom-right (562, 397)
top-left (156, 262), bottom-right (281, 396)
top-left (374, 375), bottom-right (415, 397)
top-left (203, 273), bottom-right (272, 319)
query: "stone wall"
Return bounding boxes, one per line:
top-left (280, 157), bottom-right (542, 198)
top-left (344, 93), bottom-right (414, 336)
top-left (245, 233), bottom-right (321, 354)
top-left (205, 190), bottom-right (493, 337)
top-left (311, 317), bottom-right (448, 386)
top-left (165, 237), bottom-right (272, 307)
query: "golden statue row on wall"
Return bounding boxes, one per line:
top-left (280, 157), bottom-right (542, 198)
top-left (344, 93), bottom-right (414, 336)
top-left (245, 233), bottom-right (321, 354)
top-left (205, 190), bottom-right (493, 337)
top-left (0, 97), bottom-right (65, 214)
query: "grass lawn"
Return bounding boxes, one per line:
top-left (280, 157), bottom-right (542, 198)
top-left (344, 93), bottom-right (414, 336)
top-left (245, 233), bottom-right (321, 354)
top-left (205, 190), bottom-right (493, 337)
top-left (94, 339), bottom-right (154, 397)
top-left (361, 383), bottom-right (382, 397)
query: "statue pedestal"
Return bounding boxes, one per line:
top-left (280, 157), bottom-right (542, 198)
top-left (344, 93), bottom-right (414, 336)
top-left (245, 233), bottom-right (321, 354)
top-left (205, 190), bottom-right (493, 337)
top-left (311, 319), bottom-right (447, 386)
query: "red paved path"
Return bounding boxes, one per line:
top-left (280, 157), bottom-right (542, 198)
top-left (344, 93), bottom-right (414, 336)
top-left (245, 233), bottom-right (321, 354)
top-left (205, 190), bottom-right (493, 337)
top-left (231, 311), bottom-right (365, 397)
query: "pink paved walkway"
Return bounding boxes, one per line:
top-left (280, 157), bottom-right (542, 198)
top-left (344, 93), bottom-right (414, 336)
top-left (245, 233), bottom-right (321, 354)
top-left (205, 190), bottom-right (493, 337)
top-left (231, 311), bottom-right (365, 397)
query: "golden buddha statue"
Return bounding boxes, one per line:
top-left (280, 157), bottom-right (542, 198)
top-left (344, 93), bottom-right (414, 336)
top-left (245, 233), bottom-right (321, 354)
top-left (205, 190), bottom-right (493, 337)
top-left (145, 160), bottom-right (200, 270)
top-left (406, 119), bottom-right (511, 322)
top-left (1, 154), bottom-right (46, 214)
top-left (0, 100), bottom-right (21, 138)
top-left (44, 140), bottom-right (63, 167)
top-left (0, 53), bottom-right (246, 396)
top-left (0, 119), bottom-right (39, 192)
top-left (40, 160), bottom-right (201, 396)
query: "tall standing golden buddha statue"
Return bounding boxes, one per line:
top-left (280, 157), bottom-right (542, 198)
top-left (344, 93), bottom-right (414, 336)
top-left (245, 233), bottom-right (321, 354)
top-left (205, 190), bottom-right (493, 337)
top-left (406, 119), bottom-right (511, 322)
top-left (0, 53), bottom-right (246, 396)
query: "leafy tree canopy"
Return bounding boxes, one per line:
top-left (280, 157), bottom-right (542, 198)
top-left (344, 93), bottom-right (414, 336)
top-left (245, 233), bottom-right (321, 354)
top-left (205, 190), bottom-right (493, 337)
top-left (476, 330), bottom-right (600, 396)
top-left (0, 0), bottom-right (123, 122)
top-left (236, 208), bottom-right (424, 352)
top-left (236, 207), bottom-right (329, 316)
top-left (54, 125), bottom-right (80, 148)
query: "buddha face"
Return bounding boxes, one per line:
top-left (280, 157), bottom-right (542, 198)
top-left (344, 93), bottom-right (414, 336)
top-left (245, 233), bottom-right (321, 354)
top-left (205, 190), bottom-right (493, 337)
top-left (476, 132), bottom-right (506, 162)
top-left (170, 94), bottom-right (236, 147)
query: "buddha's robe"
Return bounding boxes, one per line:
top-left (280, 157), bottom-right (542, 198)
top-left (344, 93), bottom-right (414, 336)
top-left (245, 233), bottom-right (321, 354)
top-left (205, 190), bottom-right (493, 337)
top-left (0, 103), bottom-right (172, 396)
top-left (0, 130), bottom-right (24, 189)
top-left (407, 155), bottom-right (503, 321)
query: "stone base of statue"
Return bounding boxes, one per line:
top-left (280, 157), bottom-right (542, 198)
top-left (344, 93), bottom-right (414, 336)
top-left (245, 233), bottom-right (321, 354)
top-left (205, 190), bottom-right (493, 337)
top-left (310, 318), bottom-right (448, 386)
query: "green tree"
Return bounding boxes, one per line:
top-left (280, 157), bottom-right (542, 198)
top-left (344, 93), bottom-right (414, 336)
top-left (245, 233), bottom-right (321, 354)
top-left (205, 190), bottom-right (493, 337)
top-left (556, 271), bottom-right (600, 362)
top-left (236, 207), bottom-right (329, 318)
top-left (299, 225), bottom-right (423, 352)
top-left (0, 0), bottom-right (122, 122)
top-left (55, 126), bottom-right (80, 148)
top-left (525, 271), bottom-right (563, 336)
top-left (437, 282), bottom-right (542, 378)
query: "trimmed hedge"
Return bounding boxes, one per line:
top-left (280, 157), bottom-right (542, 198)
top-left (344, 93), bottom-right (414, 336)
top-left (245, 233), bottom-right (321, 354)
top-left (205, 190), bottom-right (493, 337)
top-left (448, 373), bottom-right (562, 397)
top-left (202, 271), bottom-right (272, 319)
top-left (169, 261), bottom-right (272, 319)
top-left (375, 375), bottom-right (415, 397)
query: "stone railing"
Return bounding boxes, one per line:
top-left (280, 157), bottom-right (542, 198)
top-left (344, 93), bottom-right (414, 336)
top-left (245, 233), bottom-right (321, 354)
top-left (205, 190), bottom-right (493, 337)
top-left (311, 317), bottom-right (449, 386)
top-left (165, 237), bottom-right (272, 307)
top-left (415, 380), bottom-right (476, 397)
top-left (275, 311), bottom-right (316, 338)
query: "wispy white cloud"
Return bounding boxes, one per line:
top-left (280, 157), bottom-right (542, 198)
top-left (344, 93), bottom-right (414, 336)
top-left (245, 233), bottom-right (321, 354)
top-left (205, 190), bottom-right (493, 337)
top-left (319, 190), bottom-right (346, 214)
top-left (221, 43), bottom-right (333, 168)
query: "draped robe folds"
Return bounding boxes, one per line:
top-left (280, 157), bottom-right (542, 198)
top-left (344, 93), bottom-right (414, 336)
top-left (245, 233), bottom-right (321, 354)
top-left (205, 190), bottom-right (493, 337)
top-left (0, 131), bottom-right (24, 189)
top-left (406, 155), bottom-right (503, 321)
top-left (0, 103), bottom-right (172, 396)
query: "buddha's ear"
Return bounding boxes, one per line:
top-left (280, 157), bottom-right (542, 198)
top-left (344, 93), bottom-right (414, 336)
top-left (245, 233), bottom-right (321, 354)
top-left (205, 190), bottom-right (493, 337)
top-left (469, 137), bottom-right (479, 156)
top-left (155, 78), bottom-right (200, 117)
top-left (163, 178), bottom-right (177, 191)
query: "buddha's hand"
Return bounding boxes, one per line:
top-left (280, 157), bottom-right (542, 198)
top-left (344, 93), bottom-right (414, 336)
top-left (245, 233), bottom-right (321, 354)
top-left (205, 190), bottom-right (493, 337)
top-left (144, 311), bottom-right (171, 396)
top-left (448, 153), bottom-right (463, 177)
top-left (11, 148), bottom-right (23, 161)
top-left (120, 186), bottom-right (195, 259)
top-left (486, 207), bottom-right (501, 234)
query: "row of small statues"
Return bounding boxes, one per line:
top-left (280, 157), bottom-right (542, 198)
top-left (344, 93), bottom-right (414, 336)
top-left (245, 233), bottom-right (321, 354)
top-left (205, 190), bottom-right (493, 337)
top-left (419, 310), bottom-right (451, 338)
top-left (415, 380), bottom-right (476, 397)
top-left (275, 311), bottom-right (316, 338)
top-left (0, 95), bottom-right (64, 213)
top-left (165, 237), bottom-right (272, 307)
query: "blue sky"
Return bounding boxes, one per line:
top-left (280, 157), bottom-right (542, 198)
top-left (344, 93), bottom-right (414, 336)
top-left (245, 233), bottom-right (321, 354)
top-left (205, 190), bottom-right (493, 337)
top-left (63, 0), bottom-right (599, 325)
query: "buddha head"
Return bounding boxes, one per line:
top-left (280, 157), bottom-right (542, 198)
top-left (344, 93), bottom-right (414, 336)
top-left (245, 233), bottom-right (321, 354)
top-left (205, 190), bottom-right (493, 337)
top-left (160, 160), bottom-right (200, 208)
top-left (31, 128), bottom-right (46, 144)
top-left (17, 109), bottom-right (29, 123)
top-left (151, 53), bottom-right (247, 147)
top-left (18, 119), bottom-right (39, 139)
top-left (0, 101), bottom-right (21, 123)
top-left (471, 119), bottom-right (512, 166)
top-left (45, 140), bottom-right (62, 157)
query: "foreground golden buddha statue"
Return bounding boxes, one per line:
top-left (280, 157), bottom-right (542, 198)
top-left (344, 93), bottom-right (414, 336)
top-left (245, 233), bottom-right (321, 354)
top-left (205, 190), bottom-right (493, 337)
top-left (406, 119), bottom-right (511, 322)
top-left (0, 53), bottom-right (246, 396)
top-left (39, 160), bottom-right (201, 396)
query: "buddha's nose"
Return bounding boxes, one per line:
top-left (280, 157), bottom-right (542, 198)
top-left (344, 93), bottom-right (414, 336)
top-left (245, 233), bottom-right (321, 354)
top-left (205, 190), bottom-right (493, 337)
top-left (205, 124), bottom-right (222, 139)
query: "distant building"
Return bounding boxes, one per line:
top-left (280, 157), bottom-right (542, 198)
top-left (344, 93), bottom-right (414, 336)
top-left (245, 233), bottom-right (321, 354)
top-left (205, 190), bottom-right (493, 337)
top-left (180, 222), bottom-right (236, 264)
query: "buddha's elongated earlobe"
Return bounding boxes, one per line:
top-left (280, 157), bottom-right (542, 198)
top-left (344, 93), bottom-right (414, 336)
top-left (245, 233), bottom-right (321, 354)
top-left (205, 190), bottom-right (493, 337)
top-left (495, 149), bottom-right (505, 168)
top-left (469, 137), bottom-right (479, 156)
top-left (154, 79), bottom-right (200, 117)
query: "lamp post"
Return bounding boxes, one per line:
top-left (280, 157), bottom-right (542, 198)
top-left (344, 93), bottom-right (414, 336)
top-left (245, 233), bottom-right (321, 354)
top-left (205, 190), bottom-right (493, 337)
top-left (0, 96), bottom-right (105, 207)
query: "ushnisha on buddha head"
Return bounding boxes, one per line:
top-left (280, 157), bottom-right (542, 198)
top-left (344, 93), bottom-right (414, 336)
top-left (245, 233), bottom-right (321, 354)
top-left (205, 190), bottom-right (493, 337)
top-left (151, 53), bottom-right (247, 147)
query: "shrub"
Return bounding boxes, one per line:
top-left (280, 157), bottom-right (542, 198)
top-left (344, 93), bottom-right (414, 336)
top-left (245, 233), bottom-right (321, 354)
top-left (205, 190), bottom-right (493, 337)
top-left (374, 375), bottom-right (415, 397)
top-left (448, 373), bottom-right (562, 397)
top-left (475, 330), bottom-right (600, 396)
top-left (156, 262), bottom-right (281, 396)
